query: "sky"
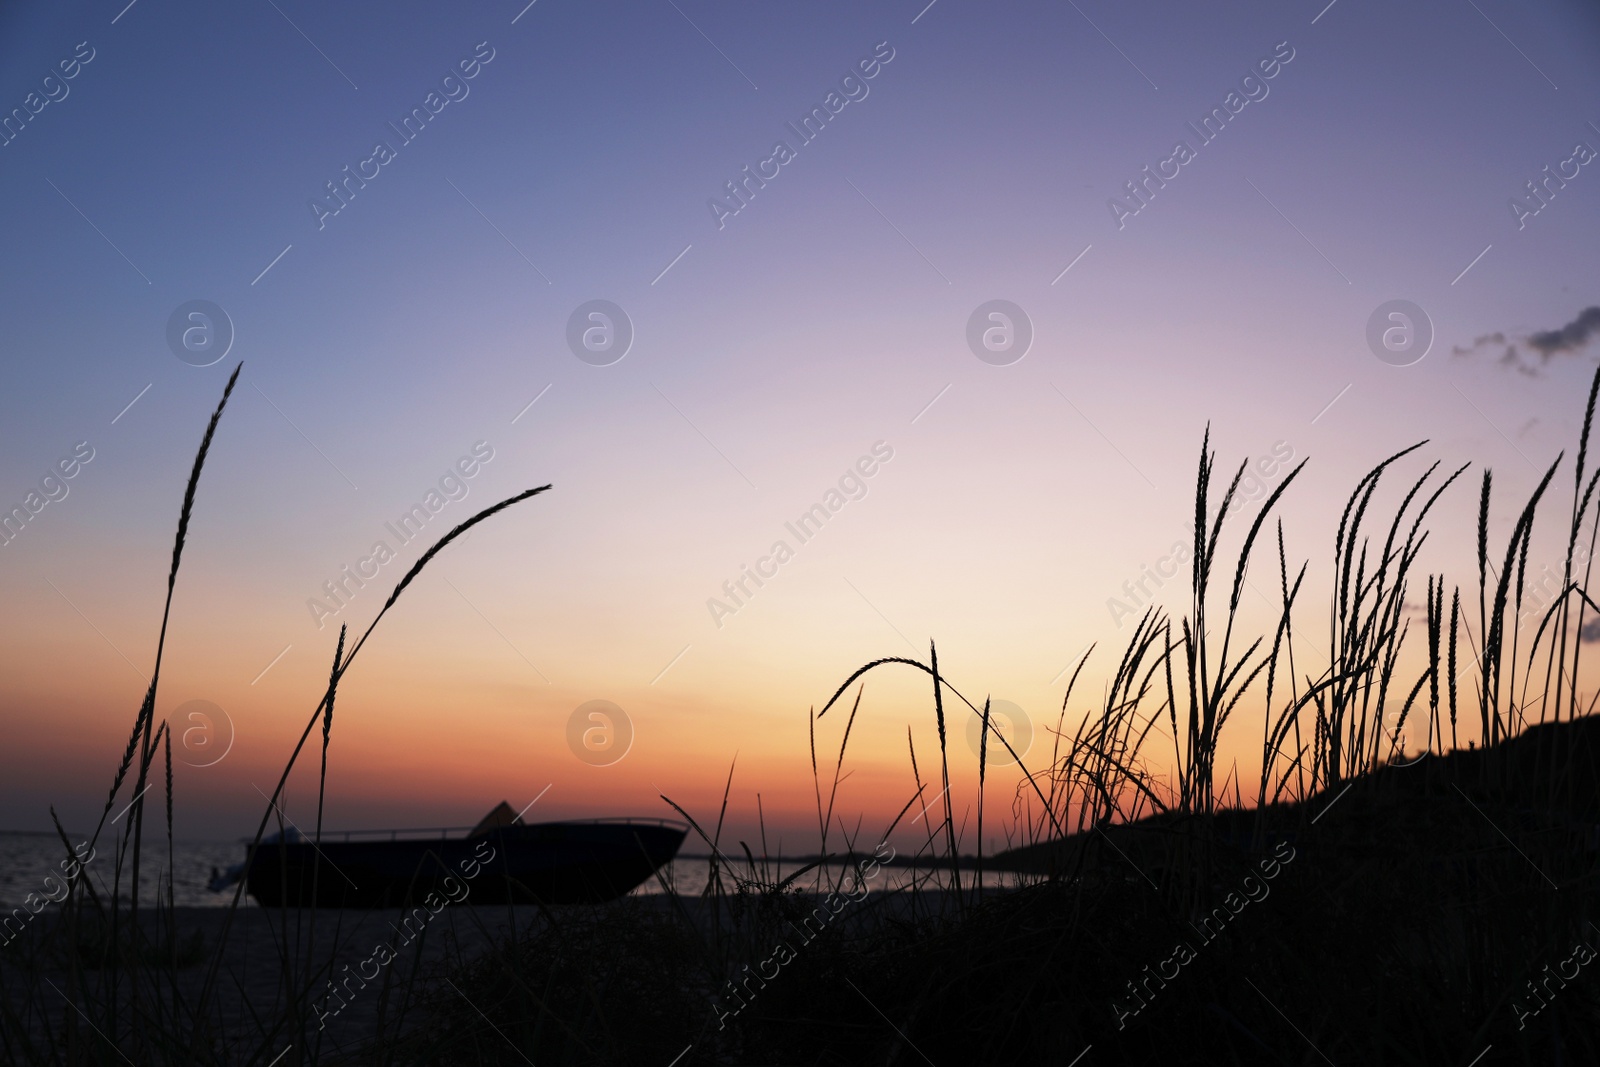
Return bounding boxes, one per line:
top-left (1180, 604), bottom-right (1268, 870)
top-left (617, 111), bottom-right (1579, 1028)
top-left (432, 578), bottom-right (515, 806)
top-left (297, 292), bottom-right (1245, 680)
top-left (1, 0), bottom-right (1598, 849)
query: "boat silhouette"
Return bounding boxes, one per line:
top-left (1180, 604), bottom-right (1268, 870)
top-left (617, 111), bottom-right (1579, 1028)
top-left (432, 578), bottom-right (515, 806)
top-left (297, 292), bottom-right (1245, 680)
top-left (209, 803), bottom-right (688, 907)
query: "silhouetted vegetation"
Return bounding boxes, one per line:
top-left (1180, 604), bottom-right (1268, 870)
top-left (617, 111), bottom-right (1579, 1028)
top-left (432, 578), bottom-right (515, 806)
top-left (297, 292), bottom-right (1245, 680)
top-left (4, 365), bottom-right (1598, 1065)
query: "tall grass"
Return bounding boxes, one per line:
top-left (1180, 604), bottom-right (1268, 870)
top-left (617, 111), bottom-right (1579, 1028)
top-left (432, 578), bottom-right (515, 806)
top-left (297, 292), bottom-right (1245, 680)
top-left (5, 363), bottom-right (1599, 1065)
top-left (0, 364), bottom-right (552, 1064)
top-left (412, 363), bottom-right (1600, 1061)
top-left (419, 346), bottom-right (1600, 1061)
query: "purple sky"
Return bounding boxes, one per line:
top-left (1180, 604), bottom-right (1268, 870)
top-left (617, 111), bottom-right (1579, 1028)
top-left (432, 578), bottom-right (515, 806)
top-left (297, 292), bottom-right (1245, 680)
top-left (1, 0), bottom-right (1598, 841)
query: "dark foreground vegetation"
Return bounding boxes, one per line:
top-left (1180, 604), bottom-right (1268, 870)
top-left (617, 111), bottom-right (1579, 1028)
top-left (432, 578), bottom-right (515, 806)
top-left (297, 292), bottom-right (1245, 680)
top-left (3, 362), bottom-right (1599, 1065)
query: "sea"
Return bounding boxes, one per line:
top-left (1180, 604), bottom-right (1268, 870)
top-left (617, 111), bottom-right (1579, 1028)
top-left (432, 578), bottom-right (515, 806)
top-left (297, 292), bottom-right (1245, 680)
top-left (0, 831), bottom-right (1023, 909)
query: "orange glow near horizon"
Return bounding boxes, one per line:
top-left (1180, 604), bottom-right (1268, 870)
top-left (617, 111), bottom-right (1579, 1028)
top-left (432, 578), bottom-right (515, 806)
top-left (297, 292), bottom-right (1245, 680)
top-left (4, 0), bottom-right (1599, 855)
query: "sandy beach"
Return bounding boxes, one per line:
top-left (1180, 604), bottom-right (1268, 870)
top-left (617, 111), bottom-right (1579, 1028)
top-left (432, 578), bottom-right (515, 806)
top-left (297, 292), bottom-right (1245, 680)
top-left (5, 902), bottom-right (556, 1059)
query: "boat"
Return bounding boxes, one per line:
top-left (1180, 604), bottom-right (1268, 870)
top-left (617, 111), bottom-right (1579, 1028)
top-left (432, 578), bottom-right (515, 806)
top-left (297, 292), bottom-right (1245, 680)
top-left (209, 803), bottom-right (688, 908)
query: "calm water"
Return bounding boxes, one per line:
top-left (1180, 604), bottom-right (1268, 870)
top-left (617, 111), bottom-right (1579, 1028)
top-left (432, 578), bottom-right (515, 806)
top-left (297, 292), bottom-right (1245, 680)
top-left (0, 832), bottom-right (1024, 909)
top-left (0, 832), bottom-right (241, 909)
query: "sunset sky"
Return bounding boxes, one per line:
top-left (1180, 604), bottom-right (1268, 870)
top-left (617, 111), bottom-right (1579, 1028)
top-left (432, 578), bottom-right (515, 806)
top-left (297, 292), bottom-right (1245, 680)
top-left (2, 0), bottom-right (1598, 849)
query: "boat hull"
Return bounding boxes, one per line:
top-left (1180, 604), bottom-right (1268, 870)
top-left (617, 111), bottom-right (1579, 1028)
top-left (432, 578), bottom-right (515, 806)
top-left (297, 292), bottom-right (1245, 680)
top-left (243, 821), bottom-right (686, 908)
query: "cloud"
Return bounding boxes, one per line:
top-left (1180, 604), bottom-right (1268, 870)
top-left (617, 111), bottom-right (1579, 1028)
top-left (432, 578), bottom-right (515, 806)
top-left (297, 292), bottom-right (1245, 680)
top-left (1583, 617), bottom-right (1600, 644)
top-left (1529, 306), bottom-right (1600, 358)
top-left (1453, 306), bottom-right (1600, 376)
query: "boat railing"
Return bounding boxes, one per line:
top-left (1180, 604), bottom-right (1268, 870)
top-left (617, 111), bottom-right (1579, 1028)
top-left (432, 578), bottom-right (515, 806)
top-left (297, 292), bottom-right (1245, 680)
top-left (238, 827), bottom-right (474, 844)
top-left (576, 817), bottom-right (691, 832)
top-left (241, 817), bottom-right (690, 844)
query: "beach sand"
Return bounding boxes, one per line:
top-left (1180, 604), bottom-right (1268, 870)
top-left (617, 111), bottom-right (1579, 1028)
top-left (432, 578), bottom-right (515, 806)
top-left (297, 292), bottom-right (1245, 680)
top-left (5, 901), bottom-right (556, 1059)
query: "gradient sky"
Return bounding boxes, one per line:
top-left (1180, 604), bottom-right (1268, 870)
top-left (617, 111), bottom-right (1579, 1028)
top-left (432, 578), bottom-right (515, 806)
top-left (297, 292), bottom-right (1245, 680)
top-left (2, 0), bottom-right (1598, 848)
